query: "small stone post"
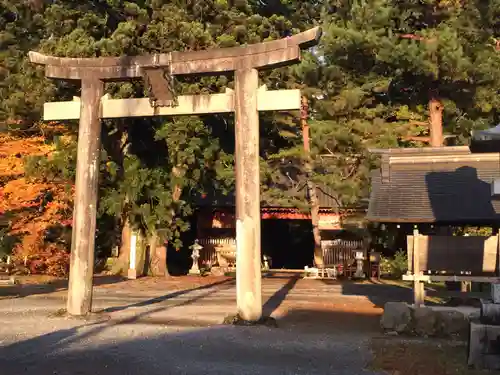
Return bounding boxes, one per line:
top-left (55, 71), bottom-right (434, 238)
top-left (413, 228), bottom-right (425, 306)
top-left (127, 231), bottom-right (138, 279)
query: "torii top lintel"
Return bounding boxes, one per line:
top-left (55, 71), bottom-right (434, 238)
top-left (29, 27), bottom-right (321, 81)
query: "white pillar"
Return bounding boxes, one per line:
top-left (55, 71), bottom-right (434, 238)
top-left (127, 232), bottom-right (138, 279)
top-left (234, 68), bottom-right (262, 322)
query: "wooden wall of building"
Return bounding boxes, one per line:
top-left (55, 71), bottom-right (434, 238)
top-left (407, 235), bottom-right (499, 275)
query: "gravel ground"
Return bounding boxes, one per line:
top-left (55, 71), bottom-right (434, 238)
top-left (0, 276), bottom-right (395, 375)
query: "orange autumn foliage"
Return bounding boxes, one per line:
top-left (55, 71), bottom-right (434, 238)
top-left (0, 125), bottom-right (75, 276)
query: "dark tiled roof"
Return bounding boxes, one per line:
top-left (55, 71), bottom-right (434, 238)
top-left (367, 150), bottom-right (500, 224)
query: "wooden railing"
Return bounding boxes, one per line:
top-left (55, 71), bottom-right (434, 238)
top-left (321, 239), bottom-right (365, 266)
top-left (198, 237), bottom-right (236, 265)
top-left (197, 237), bottom-right (365, 269)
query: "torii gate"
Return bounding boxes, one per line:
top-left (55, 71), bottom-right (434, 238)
top-left (29, 27), bottom-right (322, 321)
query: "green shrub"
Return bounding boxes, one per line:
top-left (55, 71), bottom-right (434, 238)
top-left (380, 250), bottom-right (408, 278)
top-left (24, 138), bottom-right (77, 182)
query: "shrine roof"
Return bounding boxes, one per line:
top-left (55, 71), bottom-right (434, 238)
top-left (367, 147), bottom-right (500, 224)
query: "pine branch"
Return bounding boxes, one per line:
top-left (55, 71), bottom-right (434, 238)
top-left (340, 157), bottom-right (362, 181)
top-left (409, 121), bottom-right (429, 127)
top-left (399, 34), bottom-right (437, 43)
top-left (401, 136), bottom-right (431, 143)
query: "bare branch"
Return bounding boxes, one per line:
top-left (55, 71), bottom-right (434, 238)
top-left (399, 34), bottom-right (437, 43)
top-left (319, 154), bottom-right (361, 160)
top-left (325, 146), bottom-right (335, 155)
top-left (341, 158), bottom-right (362, 181)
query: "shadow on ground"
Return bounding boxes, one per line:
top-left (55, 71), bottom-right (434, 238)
top-left (0, 275), bottom-right (126, 299)
top-left (340, 279), bottom-right (490, 308)
top-left (101, 278), bottom-right (236, 313)
top-left (262, 275), bottom-right (299, 317)
top-left (101, 275), bottom-right (294, 323)
top-left (0, 274), bottom-right (388, 374)
top-left (0, 308), bottom-right (381, 375)
top-left (340, 280), bottom-right (413, 308)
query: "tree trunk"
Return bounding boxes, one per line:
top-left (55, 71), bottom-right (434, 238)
top-left (301, 96), bottom-right (323, 268)
top-left (148, 230), bottom-right (169, 277)
top-left (308, 178), bottom-right (323, 268)
top-left (111, 125), bottom-right (133, 275)
top-left (166, 167), bottom-right (183, 251)
top-left (148, 166), bottom-right (183, 276)
top-left (171, 167), bottom-right (183, 205)
top-left (111, 218), bottom-right (132, 275)
top-left (429, 91), bottom-right (444, 147)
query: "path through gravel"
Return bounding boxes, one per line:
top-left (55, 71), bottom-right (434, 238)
top-left (0, 276), bottom-right (403, 375)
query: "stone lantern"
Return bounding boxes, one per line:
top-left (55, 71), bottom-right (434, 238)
top-left (354, 250), bottom-right (365, 279)
top-left (189, 239), bottom-right (203, 275)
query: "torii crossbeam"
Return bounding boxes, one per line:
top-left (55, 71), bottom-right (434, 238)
top-left (29, 27), bottom-right (322, 320)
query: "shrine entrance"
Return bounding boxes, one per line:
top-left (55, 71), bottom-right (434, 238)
top-left (29, 27), bottom-right (322, 321)
top-left (261, 219), bottom-right (314, 269)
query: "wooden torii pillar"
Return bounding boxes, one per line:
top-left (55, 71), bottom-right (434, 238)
top-left (30, 28), bottom-right (321, 320)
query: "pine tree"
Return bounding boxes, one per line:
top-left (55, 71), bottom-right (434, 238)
top-left (13, 0), bottom-right (320, 272)
top-left (0, 0), bottom-right (51, 128)
top-left (309, 0), bottom-right (500, 211)
top-left (9, 0), bottom-right (499, 274)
